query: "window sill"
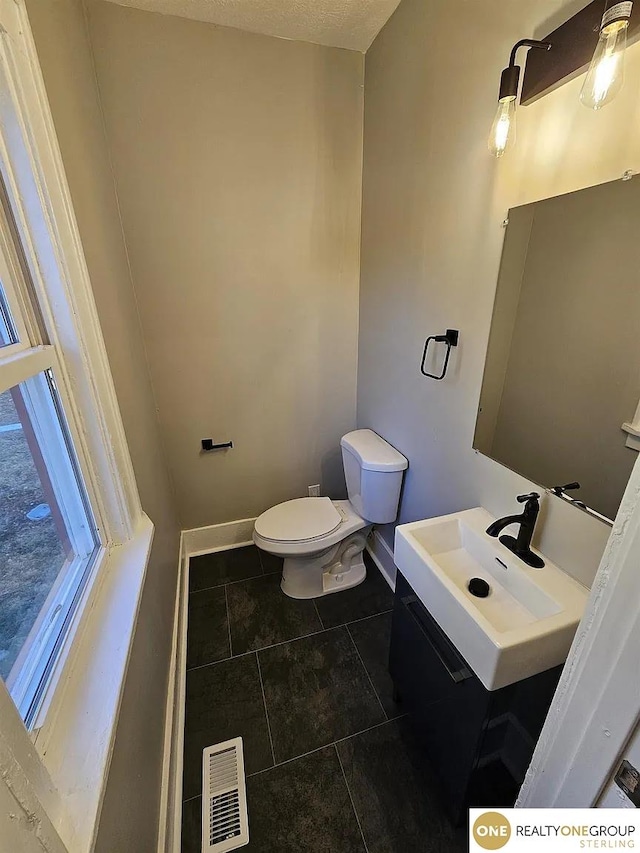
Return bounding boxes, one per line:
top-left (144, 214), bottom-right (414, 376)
top-left (622, 422), bottom-right (640, 452)
top-left (32, 514), bottom-right (155, 853)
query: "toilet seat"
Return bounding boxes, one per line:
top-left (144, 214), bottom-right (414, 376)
top-left (254, 499), bottom-right (369, 559)
top-left (254, 497), bottom-right (342, 543)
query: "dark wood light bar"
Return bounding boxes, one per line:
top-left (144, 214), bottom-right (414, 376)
top-left (521, 0), bottom-right (640, 104)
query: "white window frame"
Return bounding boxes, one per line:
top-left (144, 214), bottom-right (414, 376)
top-left (0, 217), bottom-right (36, 349)
top-left (622, 399), bottom-right (640, 451)
top-left (1, 357), bottom-right (99, 723)
top-left (0, 2), bottom-right (155, 852)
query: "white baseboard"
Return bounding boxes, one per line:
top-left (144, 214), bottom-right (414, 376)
top-left (157, 534), bottom-right (181, 853)
top-left (158, 536), bottom-right (189, 853)
top-left (182, 517), bottom-right (257, 558)
top-left (366, 529), bottom-right (397, 591)
top-left (159, 519), bottom-right (259, 851)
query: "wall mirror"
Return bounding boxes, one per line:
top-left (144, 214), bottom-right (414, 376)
top-left (475, 177), bottom-right (640, 523)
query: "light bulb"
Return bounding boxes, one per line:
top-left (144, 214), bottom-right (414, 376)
top-left (488, 96), bottom-right (516, 158)
top-left (580, 11), bottom-right (630, 110)
top-left (487, 41), bottom-right (549, 160)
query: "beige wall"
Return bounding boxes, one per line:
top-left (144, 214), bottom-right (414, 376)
top-left (358, 0), bottom-right (640, 588)
top-left (85, 1), bottom-right (364, 529)
top-left (488, 180), bottom-right (640, 521)
top-left (24, 2), bottom-right (180, 851)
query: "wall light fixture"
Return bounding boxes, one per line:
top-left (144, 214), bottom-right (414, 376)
top-left (519, 1), bottom-right (640, 107)
top-left (488, 40), bottom-right (552, 158)
top-left (581, 1), bottom-right (633, 109)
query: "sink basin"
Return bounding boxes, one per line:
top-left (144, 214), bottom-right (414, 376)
top-left (394, 508), bottom-right (589, 690)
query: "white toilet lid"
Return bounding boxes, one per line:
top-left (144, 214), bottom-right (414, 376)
top-left (255, 497), bottom-right (342, 543)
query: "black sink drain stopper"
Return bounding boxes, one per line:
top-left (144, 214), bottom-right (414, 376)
top-left (468, 578), bottom-right (491, 598)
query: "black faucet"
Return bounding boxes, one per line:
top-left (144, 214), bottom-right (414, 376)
top-left (550, 481), bottom-right (580, 497)
top-left (551, 481), bottom-right (588, 510)
top-left (486, 493), bottom-right (545, 568)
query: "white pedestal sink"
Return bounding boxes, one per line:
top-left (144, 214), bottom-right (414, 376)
top-left (394, 508), bottom-right (588, 690)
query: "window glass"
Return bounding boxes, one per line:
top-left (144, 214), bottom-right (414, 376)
top-left (0, 281), bottom-right (17, 347)
top-left (0, 371), bottom-right (97, 723)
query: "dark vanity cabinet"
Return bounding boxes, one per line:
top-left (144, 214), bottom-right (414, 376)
top-left (389, 572), bottom-right (562, 824)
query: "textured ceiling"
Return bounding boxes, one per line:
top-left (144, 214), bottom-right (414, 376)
top-left (100, 0), bottom-right (403, 51)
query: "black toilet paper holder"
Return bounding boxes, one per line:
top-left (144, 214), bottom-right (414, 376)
top-left (420, 329), bottom-right (459, 381)
top-left (201, 438), bottom-right (234, 452)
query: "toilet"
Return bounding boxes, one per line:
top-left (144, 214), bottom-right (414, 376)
top-left (253, 429), bottom-right (408, 599)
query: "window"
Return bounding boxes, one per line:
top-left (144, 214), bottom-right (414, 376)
top-left (0, 192), bottom-right (99, 726)
top-left (0, 281), bottom-right (17, 346)
top-left (0, 3), bottom-right (154, 849)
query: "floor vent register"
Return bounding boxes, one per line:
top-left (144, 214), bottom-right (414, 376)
top-left (202, 737), bottom-right (249, 852)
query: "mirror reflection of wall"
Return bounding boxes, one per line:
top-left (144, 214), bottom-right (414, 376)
top-left (475, 177), bottom-right (640, 523)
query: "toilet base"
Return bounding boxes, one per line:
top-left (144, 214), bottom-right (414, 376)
top-left (322, 556), bottom-right (366, 596)
top-left (280, 531), bottom-right (370, 600)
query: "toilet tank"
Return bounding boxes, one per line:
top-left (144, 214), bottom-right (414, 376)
top-left (340, 430), bottom-right (408, 523)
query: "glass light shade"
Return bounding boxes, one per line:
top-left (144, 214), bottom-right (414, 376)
top-left (580, 20), bottom-right (628, 110)
top-left (488, 97), bottom-right (516, 158)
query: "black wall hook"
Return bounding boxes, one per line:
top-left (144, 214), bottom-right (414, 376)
top-left (420, 329), bottom-right (459, 381)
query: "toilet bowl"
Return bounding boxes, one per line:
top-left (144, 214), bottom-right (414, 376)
top-left (253, 498), bottom-right (372, 598)
top-left (253, 430), bottom-right (408, 599)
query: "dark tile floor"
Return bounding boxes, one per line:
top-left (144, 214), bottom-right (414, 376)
top-left (182, 545), bottom-right (466, 852)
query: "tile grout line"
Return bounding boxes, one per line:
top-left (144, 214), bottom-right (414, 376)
top-left (336, 713), bottom-right (408, 746)
top-left (224, 583), bottom-right (233, 658)
top-left (184, 610), bottom-right (395, 674)
top-left (257, 548), bottom-right (269, 575)
top-left (182, 793), bottom-right (200, 805)
top-left (246, 743), bottom-right (327, 780)
top-left (245, 715), bottom-right (407, 781)
top-left (190, 569), bottom-right (280, 596)
top-left (312, 598), bottom-right (325, 631)
top-left (335, 744), bottom-right (371, 853)
top-left (255, 651), bottom-right (277, 769)
top-left (346, 623), bottom-right (389, 722)
top-left (311, 608), bottom-right (394, 637)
